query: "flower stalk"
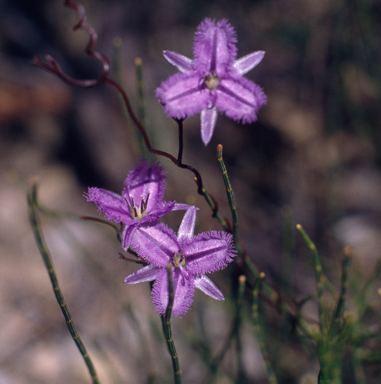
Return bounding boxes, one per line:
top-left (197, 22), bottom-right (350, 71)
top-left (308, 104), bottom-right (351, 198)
top-left (162, 263), bottom-right (182, 384)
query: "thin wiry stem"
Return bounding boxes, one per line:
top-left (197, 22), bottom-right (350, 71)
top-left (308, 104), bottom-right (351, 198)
top-left (177, 119), bottom-right (184, 163)
top-left (296, 224), bottom-right (328, 382)
top-left (27, 184), bottom-right (100, 384)
top-left (329, 246), bottom-right (352, 341)
top-left (216, 144), bottom-right (239, 248)
top-left (207, 275), bottom-right (246, 380)
top-left (161, 264), bottom-right (181, 384)
top-left (81, 216), bottom-right (122, 242)
top-left (33, 0), bottom-right (110, 86)
top-left (296, 225), bottom-right (325, 337)
top-left (251, 273), bottom-right (278, 384)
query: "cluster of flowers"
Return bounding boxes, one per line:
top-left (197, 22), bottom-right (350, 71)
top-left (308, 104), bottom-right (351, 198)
top-left (86, 18), bottom-right (266, 317)
top-left (86, 160), bottom-right (236, 317)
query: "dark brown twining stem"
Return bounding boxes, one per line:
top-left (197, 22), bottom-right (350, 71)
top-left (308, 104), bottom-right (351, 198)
top-left (176, 119), bottom-right (184, 163)
top-left (33, 0), bottom-right (205, 194)
top-left (33, 0), bottom-right (110, 86)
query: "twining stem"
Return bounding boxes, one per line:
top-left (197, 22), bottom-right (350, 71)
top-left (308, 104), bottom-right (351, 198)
top-left (176, 119), bottom-right (184, 163)
top-left (135, 57), bottom-right (150, 158)
top-left (161, 264), bottom-right (181, 384)
top-left (251, 273), bottom-right (278, 384)
top-left (27, 184), bottom-right (100, 384)
top-left (135, 57), bottom-right (147, 131)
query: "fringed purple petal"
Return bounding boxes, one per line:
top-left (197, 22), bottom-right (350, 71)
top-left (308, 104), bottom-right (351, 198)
top-left (177, 206), bottom-right (197, 243)
top-left (201, 107), bottom-right (218, 145)
top-left (156, 72), bottom-right (211, 119)
top-left (215, 77), bottom-right (267, 123)
top-left (193, 18), bottom-right (237, 76)
top-left (183, 231), bottom-right (236, 275)
top-left (152, 268), bottom-right (195, 318)
top-left (163, 50), bottom-right (193, 73)
top-left (233, 51), bottom-right (265, 75)
top-left (121, 224), bottom-right (138, 250)
top-left (85, 187), bottom-right (132, 223)
top-left (194, 275), bottom-right (225, 300)
top-left (124, 265), bottom-right (161, 284)
top-left (130, 223), bottom-right (179, 267)
top-left (123, 159), bottom-right (167, 213)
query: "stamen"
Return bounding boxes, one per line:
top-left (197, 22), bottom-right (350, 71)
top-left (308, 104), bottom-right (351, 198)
top-left (124, 196), bottom-right (134, 216)
top-left (141, 192), bottom-right (150, 214)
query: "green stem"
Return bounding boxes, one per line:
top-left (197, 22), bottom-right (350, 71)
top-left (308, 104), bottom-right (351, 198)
top-left (209, 275), bottom-right (246, 379)
top-left (216, 144), bottom-right (239, 247)
top-left (296, 225), bottom-right (325, 337)
top-left (244, 258), bottom-right (279, 302)
top-left (296, 224), bottom-right (328, 382)
top-left (251, 273), bottom-right (278, 384)
top-left (161, 264), bottom-right (181, 384)
top-left (200, 185), bottom-right (230, 232)
top-left (329, 246), bottom-right (352, 340)
top-left (27, 183), bottom-right (100, 384)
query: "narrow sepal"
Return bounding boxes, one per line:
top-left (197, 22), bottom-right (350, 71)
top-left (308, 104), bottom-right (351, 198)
top-left (172, 203), bottom-right (194, 211)
top-left (233, 50), bottom-right (265, 75)
top-left (124, 265), bottom-right (160, 284)
top-left (195, 275), bottom-right (225, 300)
top-left (177, 206), bottom-right (197, 243)
top-left (201, 107), bottom-right (218, 145)
top-left (163, 50), bottom-right (193, 73)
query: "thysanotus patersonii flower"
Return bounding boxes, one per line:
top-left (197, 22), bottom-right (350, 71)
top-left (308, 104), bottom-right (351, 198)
top-left (85, 159), bottom-right (189, 250)
top-left (124, 207), bottom-right (236, 317)
top-left (156, 18), bottom-right (267, 145)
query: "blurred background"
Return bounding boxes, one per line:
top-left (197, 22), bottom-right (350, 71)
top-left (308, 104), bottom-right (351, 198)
top-left (1, 0), bottom-right (381, 383)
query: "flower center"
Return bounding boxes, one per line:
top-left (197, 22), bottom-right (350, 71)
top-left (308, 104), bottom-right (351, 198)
top-left (204, 72), bottom-right (220, 91)
top-left (172, 252), bottom-right (188, 286)
top-left (125, 193), bottom-right (150, 220)
top-left (172, 252), bottom-right (186, 268)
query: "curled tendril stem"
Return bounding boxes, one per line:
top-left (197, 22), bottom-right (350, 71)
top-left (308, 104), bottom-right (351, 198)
top-left (34, 0), bottom-right (205, 193)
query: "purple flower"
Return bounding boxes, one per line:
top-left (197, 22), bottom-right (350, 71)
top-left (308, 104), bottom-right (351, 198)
top-left (85, 159), bottom-right (188, 250)
top-left (124, 207), bottom-right (236, 317)
top-left (156, 18), bottom-right (267, 145)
